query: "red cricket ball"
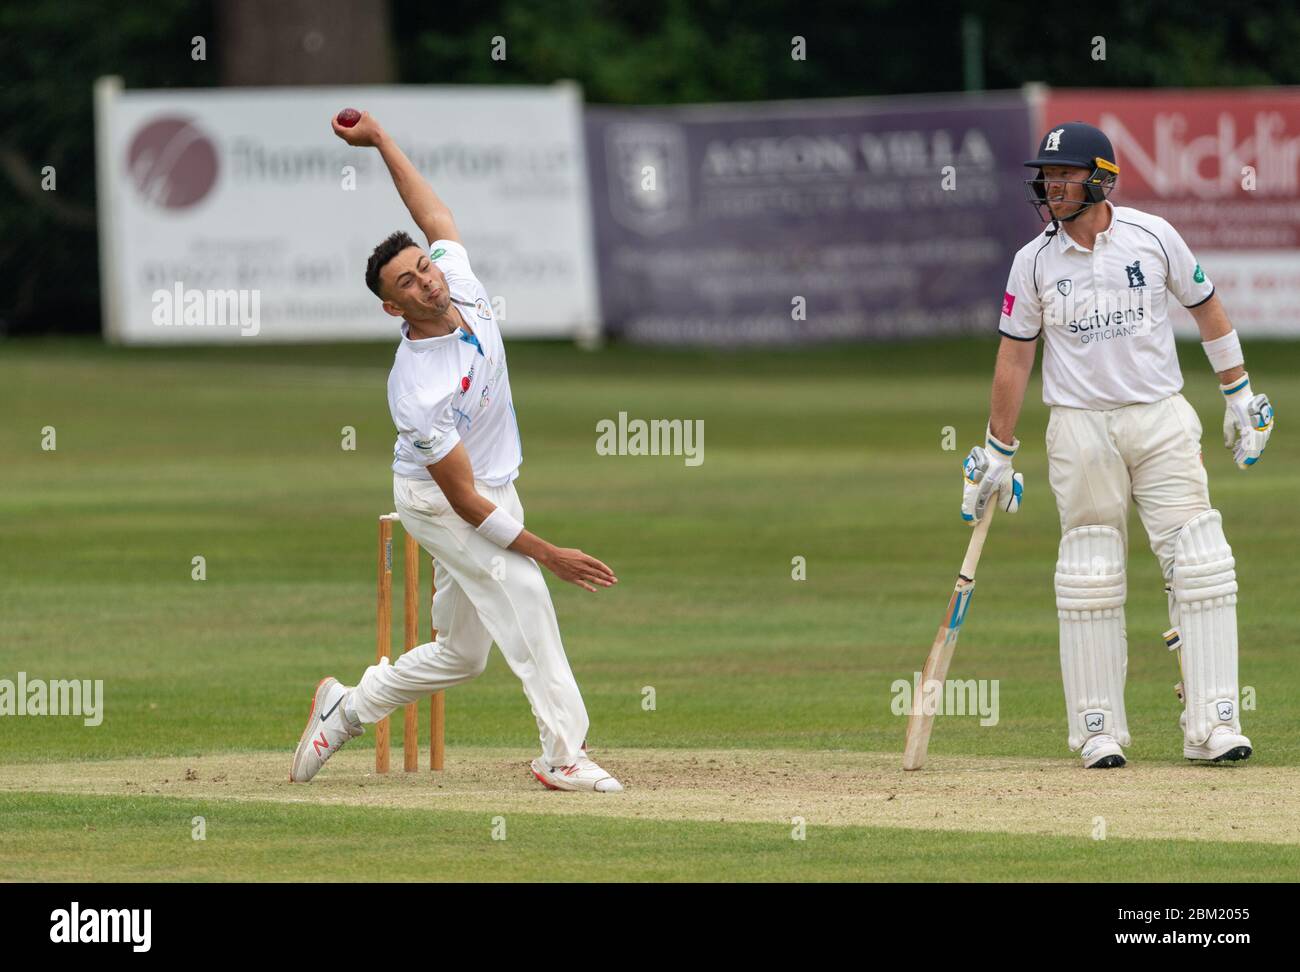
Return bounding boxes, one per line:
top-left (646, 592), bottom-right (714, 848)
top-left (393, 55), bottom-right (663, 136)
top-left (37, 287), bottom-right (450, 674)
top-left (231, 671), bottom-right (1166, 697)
top-left (336, 108), bottom-right (361, 128)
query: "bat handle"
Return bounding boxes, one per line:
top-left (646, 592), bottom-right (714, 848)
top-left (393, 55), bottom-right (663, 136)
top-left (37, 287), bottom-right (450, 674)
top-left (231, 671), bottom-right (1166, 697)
top-left (959, 504), bottom-right (995, 580)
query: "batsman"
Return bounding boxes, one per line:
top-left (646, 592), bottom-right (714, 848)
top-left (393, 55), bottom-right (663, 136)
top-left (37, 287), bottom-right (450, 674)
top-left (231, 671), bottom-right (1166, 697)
top-left (961, 121), bottom-right (1274, 769)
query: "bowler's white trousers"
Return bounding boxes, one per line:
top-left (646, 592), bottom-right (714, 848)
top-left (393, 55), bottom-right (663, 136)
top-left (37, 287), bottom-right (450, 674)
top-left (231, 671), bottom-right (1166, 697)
top-left (1046, 393), bottom-right (1211, 584)
top-left (350, 475), bottom-right (589, 767)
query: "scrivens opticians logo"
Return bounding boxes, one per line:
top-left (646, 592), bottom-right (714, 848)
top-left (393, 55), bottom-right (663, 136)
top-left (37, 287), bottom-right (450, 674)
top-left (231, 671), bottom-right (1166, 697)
top-left (1067, 305), bottom-right (1146, 335)
top-left (1044, 285), bottom-right (1148, 345)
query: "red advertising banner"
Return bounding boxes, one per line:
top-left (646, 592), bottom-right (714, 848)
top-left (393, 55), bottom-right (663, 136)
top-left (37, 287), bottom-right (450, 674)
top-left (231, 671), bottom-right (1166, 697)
top-left (1042, 89), bottom-right (1300, 335)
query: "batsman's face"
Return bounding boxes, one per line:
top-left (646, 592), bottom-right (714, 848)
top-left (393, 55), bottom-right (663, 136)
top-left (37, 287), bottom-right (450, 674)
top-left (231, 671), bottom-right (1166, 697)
top-left (380, 246), bottom-right (452, 318)
top-left (1040, 164), bottom-right (1089, 219)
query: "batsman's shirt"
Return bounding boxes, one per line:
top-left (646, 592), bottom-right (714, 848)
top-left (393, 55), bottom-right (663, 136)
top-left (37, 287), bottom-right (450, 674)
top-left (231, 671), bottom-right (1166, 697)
top-left (388, 239), bottom-right (523, 485)
top-left (998, 202), bottom-right (1215, 410)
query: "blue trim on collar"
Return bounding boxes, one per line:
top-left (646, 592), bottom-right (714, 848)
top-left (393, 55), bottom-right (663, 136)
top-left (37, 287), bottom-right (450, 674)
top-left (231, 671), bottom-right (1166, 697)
top-left (458, 329), bottom-right (485, 356)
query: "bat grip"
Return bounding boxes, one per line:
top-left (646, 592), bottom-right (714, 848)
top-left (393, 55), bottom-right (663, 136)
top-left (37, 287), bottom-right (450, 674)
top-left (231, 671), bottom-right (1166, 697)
top-left (959, 505), bottom-right (995, 580)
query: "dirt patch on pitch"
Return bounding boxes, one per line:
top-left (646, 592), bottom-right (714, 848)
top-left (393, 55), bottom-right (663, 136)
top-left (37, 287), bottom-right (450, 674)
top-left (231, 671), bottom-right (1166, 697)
top-left (0, 748), bottom-right (1295, 845)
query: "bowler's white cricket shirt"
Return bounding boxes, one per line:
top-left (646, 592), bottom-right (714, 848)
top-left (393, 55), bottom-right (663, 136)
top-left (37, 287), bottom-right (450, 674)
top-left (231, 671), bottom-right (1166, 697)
top-left (388, 239), bottom-right (522, 484)
top-left (998, 202), bottom-right (1215, 410)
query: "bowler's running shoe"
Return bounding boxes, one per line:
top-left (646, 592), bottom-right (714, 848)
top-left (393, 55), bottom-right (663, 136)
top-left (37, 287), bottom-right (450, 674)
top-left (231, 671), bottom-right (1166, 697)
top-left (290, 677), bottom-right (364, 782)
top-left (1081, 734), bottom-right (1126, 769)
top-left (1185, 726), bottom-right (1252, 763)
top-left (530, 755), bottom-right (624, 792)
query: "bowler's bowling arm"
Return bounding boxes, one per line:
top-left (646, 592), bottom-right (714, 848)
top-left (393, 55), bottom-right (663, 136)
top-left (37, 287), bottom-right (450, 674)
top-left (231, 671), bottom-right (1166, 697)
top-left (374, 129), bottom-right (461, 247)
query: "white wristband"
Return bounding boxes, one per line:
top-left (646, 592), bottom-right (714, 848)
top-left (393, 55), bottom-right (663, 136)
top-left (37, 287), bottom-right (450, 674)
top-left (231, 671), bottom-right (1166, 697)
top-left (985, 423), bottom-right (1018, 458)
top-left (476, 506), bottom-right (524, 548)
top-left (1220, 372), bottom-right (1252, 400)
top-left (1203, 330), bottom-right (1244, 373)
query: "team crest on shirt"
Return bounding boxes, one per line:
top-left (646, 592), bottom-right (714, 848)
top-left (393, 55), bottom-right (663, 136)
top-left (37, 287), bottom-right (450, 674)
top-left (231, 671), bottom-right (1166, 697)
top-left (475, 297), bottom-right (492, 320)
top-left (1056, 279), bottom-right (1072, 296)
top-left (1125, 261), bottom-right (1146, 288)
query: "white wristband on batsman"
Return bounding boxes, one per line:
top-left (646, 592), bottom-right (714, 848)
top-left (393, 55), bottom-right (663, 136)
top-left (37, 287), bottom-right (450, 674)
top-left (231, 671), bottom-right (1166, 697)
top-left (1202, 329), bottom-right (1244, 373)
top-left (476, 506), bottom-right (524, 548)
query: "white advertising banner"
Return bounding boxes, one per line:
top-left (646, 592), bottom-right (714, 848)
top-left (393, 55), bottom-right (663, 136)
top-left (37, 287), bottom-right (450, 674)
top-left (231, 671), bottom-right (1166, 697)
top-left (94, 79), bottom-right (601, 343)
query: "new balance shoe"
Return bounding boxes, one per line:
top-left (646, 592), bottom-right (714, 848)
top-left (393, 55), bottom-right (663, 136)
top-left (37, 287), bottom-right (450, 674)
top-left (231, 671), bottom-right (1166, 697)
top-left (290, 677), bottom-right (364, 783)
top-left (530, 755), bottom-right (623, 792)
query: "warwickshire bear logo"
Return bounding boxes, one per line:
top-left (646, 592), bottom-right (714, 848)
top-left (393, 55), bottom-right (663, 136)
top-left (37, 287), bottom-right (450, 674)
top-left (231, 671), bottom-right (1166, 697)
top-left (1125, 261), bottom-right (1146, 288)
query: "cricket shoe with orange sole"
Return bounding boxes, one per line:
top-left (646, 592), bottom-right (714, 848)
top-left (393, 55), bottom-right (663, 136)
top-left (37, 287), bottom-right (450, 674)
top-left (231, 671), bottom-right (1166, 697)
top-left (290, 677), bottom-right (364, 782)
top-left (530, 755), bottom-right (624, 792)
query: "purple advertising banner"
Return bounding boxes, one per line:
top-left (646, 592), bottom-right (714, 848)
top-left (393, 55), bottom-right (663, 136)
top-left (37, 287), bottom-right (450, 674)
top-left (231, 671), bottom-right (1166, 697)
top-left (585, 92), bottom-right (1040, 345)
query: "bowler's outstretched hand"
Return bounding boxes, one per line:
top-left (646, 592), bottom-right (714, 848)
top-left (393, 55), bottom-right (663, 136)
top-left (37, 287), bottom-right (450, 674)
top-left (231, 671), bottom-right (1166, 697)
top-left (331, 110), bottom-right (383, 148)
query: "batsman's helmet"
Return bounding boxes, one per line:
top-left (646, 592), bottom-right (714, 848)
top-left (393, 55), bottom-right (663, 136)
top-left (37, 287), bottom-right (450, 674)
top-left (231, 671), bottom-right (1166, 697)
top-left (1024, 121), bottom-right (1119, 232)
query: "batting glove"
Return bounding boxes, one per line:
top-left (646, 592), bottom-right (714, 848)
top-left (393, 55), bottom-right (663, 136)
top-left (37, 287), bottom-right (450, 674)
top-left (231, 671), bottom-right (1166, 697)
top-left (960, 425), bottom-right (1025, 524)
top-left (1222, 373), bottom-right (1274, 469)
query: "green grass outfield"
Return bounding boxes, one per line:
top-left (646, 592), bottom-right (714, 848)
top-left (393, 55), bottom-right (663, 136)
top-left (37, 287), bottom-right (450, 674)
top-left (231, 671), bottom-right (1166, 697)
top-left (1, 336), bottom-right (1297, 881)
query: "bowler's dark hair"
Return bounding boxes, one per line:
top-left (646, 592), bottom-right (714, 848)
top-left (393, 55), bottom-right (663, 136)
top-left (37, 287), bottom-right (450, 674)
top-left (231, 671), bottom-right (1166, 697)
top-left (365, 230), bottom-right (420, 298)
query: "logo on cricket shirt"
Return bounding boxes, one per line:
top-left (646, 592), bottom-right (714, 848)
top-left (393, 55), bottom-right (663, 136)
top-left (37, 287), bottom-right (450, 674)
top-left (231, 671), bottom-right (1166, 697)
top-left (1001, 291), bottom-right (1016, 317)
top-left (459, 361), bottom-right (476, 395)
top-left (478, 360), bottom-right (506, 409)
top-left (1125, 261), bottom-right (1146, 288)
top-left (475, 298), bottom-right (492, 320)
top-left (413, 429), bottom-right (444, 453)
top-left (1056, 279), bottom-right (1072, 296)
top-left (430, 247), bottom-right (447, 260)
top-left (1193, 264), bottom-right (1206, 284)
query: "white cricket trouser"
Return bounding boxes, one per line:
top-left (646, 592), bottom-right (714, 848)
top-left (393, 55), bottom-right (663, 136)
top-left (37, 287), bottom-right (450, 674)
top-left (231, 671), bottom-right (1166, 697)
top-left (1046, 393), bottom-right (1212, 582)
top-left (349, 475), bottom-right (590, 767)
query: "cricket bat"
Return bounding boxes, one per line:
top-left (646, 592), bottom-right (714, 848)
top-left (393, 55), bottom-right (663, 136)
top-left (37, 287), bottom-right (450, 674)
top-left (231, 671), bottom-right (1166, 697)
top-left (902, 506), bottom-right (995, 770)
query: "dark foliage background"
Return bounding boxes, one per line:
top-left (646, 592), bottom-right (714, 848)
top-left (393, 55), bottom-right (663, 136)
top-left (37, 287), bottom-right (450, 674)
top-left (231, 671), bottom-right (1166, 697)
top-left (3, 0), bottom-right (1297, 334)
